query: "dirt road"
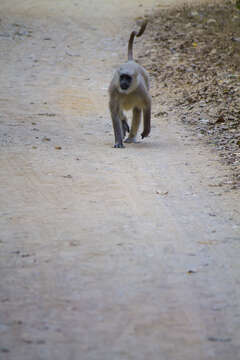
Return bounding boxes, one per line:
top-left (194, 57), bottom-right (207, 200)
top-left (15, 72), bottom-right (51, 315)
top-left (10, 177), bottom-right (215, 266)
top-left (0, 1), bottom-right (240, 359)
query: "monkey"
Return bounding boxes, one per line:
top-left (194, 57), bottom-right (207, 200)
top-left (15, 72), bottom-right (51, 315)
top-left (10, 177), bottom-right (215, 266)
top-left (108, 20), bottom-right (151, 148)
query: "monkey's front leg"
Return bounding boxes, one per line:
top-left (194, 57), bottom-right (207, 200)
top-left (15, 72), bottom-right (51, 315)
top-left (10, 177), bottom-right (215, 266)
top-left (141, 105), bottom-right (151, 139)
top-left (110, 100), bottom-right (125, 148)
top-left (112, 115), bottom-right (125, 148)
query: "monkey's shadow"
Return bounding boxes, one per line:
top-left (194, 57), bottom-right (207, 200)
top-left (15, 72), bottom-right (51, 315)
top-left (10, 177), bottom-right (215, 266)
top-left (125, 140), bottom-right (161, 149)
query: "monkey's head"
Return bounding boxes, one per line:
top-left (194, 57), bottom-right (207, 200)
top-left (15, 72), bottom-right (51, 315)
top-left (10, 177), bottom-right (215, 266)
top-left (119, 73), bottom-right (132, 91)
top-left (118, 65), bottom-right (138, 94)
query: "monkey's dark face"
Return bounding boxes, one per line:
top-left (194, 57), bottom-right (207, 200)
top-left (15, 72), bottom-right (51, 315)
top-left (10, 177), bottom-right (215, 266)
top-left (119, 74), bottom-right (132, 91)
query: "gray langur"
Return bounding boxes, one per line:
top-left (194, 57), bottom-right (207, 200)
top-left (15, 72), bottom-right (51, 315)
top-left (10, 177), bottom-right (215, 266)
top-left (108, 20), bottom-right (151, 148)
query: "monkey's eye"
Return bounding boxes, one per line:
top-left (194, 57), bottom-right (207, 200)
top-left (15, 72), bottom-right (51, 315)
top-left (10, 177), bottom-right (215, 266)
top-left (120, 74), bottom-right (132, 82)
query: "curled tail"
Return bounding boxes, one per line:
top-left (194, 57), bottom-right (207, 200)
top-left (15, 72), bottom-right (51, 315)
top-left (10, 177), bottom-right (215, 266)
top-left (128, 20), bottom-right (148, 61)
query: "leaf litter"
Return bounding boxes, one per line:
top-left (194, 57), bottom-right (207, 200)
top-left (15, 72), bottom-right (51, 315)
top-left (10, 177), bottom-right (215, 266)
top-left (143, 0), bottom-right (240, 187)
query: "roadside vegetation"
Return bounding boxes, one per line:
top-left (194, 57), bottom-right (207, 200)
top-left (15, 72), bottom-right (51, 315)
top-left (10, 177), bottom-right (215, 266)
top-left (145, 0), bottom-right (240, 187)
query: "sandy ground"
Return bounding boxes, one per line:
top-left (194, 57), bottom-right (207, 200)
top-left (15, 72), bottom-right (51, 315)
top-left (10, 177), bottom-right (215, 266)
top-left (0, 1), bottom-right (240, 359)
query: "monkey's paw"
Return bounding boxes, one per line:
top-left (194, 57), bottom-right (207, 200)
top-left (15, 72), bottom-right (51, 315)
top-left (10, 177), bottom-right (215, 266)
top-left (141, 130), bottom-right (150, 139)
top-left (114, 143), bottom-right (125, 148)
top-left (124, 136), bottom-right (138, 144)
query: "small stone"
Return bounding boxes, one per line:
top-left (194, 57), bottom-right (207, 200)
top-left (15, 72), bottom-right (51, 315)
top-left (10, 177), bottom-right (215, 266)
top-left (199, 118), bottom-right (210, 124)
top-left (199, 101), bottom-right (206, 107)
top-left (207, 19), bottom-right (217, 25)
top-left (190, 11), bottom-right (199, 17)
top-left (42, 137), bottom-right (51, 142)
top-left (187, 269), bottom-right (197, 274)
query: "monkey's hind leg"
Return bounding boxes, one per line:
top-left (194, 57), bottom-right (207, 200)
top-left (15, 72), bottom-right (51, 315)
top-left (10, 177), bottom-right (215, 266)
top-left (120, 111), bottom-right (129, 138)
top-left (125, 107), bottom-right (141, 143)
top-left (141, 106), bottom-right (151, 139)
